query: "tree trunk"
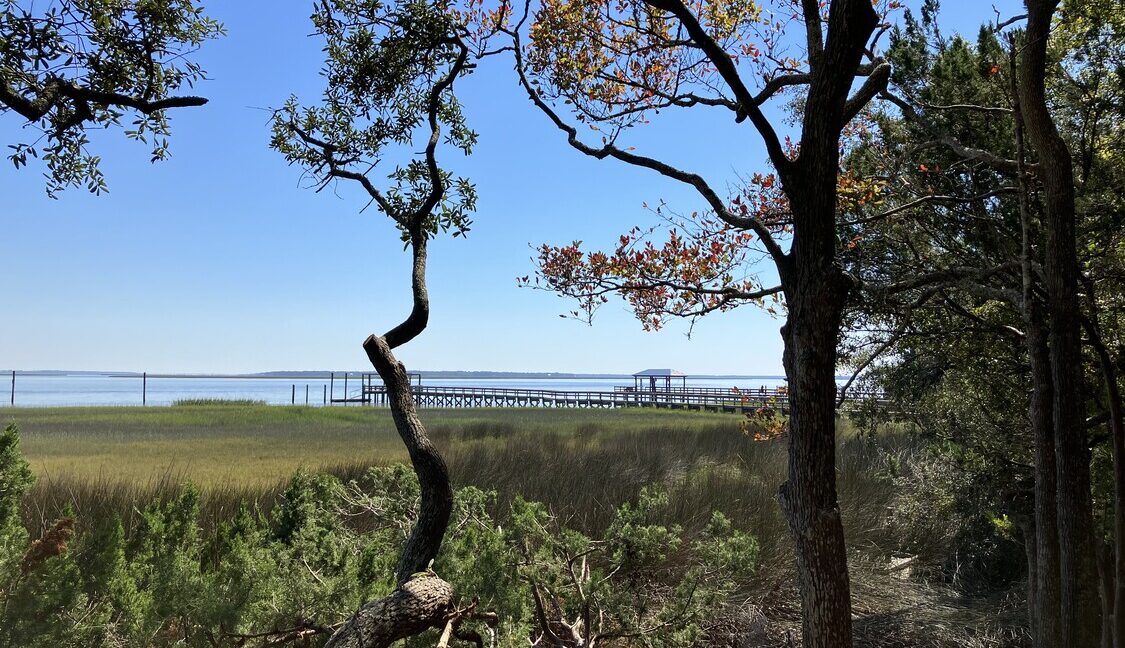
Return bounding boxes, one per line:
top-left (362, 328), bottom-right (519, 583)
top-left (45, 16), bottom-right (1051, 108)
top-left (779, 268), bottom-right (853, 648)
top-left (1030, 321), bottom-right (1062, 643)
top-left (1019, 2), bottom-right (1101, 645)
top-left (1101, 538), bottom-right (1116, 648)
top-left (1028, 322), bottom-right (1063, 648)
top-left (1021, 517), bottom-right (1039, 641)
top-left (364, 333), bottom-right (453, 583)
top-left (779, 187), bottom-right (854, 648)
top-left (1086, 319), bottom-right (1125, 648)
top-left (1013, 47), bottom-right (1063, 646)
top-left (773, 3), bottom-right (878, 641)
top-left (327, 232), bottom-right (455, 646)
top-left (326, 574), bottom-right (454, 648)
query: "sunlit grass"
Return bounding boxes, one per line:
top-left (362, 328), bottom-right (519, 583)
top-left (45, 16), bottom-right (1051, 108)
top-left (4, 405), bottom-right (738, 487)
top-left (5, 405), bottom-right (1025, 643)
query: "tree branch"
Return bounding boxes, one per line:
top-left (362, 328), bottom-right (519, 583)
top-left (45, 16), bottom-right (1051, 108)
top-left (638, 0), bottom-right (793, 176)
top-left (871, 261), bottom-right (1020, 296)
top-left (879, 90), bottom-right (1026, 175)
top-left (509, 29), bottom-right (788, 267)
top-left (845, 187), bottom-right (1017, 227)
top-left (0, 74), bottom-right (207, 126)
top-left (409, 36), bottom-right (470, 227)
top-left (841, 62), bottom-right (890, 126)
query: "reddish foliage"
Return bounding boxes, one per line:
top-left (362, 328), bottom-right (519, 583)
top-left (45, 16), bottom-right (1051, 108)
top-left (20, 517), bottom-right (75, 575)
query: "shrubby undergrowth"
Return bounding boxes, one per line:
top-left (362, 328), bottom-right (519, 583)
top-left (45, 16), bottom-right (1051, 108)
top-left (0, 423), bottom-right (757, 647)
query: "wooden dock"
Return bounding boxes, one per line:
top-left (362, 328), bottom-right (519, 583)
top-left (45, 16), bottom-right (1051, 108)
top-left (329, 374), bottom-right (890, 413)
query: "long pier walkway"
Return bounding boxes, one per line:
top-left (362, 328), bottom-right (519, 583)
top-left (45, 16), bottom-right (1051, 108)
top-left (328, 374), bottom-right (889, 413)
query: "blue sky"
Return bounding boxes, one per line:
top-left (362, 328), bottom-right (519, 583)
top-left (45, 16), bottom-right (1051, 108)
top-left (0, 1), bottom-right (1017, 375)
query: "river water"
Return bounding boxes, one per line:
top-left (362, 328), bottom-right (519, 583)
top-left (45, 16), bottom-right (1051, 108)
top-left (2, 374), bottom-right (792, 407)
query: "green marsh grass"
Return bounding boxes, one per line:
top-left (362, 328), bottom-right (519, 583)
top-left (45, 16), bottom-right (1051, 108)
top-left (172, 398), bottom-right (268, 406)
top-left (5, 405), bottom-right (1025, 645)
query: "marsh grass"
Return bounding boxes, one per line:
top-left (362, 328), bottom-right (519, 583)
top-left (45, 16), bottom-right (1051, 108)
top-left (16, 407), bottom-right (912, 582)
top-left (8, 405), bottom-right (1025, 645)
top-left (172, 398), bottom-right (268, 406)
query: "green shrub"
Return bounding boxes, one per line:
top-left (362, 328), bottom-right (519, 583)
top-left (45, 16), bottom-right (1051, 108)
top-left (0, 423), bottom-right (759, 646)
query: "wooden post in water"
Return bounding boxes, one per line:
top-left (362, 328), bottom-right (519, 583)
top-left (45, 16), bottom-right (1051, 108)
top-left (305, 384), bottom-right (309, 405)
top-left (343, 373), bottom-right (349, 405)
top-left (291, 384), bottom-right (295, 405)
top-left (323, 384), bottom-right (327, 405)
top-left (9, 371), bottom-right (14, 406)
top-left (142, 372), bottom-right (147, 406)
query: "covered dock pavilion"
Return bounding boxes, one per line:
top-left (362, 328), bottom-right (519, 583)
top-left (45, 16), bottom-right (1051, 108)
top-left (631, 368), bottom-right (689, 391)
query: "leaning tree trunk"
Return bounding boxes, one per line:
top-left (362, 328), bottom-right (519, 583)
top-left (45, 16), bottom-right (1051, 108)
top-left (327, 234), bottom-right (457, 648)
top-left (364, 334), bottom-right (453, 584)
top-left (1019, 2), bottom-right (1101, 645)
top-left (272, 14), bottom-right (472, 645)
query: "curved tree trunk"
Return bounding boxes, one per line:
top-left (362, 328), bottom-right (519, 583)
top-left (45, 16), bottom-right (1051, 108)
top-left (1018, 2), bottom-right (1101, 645)
top-left (327, 235), bottom-right (457, 648)
top-left (1014, 66), bottom-right (1062, 646)
top-left (327, 575), bottom-right (454, 648)
top-left (363, 331), bottom-right (453, 584)
top-left (325, 243), bottom-right (456, 646)
top-left (275, 13), bottom-right (472, 645)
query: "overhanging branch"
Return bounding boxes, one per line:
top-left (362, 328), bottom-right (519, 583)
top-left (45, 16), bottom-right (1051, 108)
top-left (508, 27), bottom-right (788, 267)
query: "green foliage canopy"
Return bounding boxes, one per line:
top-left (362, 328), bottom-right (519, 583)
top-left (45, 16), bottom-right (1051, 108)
top-left (0, 0), bottom-right (223, 195)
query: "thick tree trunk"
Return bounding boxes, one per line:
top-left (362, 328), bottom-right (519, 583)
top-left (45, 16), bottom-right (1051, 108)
top-left (778, 298), bottom-right (853, 648)
top-left (1021, 518), bottom-right (1039, 641)
top-left (1019, 2), bottom-right (1101, 644)
top-left (326, 574), bottom-right (454, 648)
top-left (779, 191), bottom-right (854, 648)
top-left (773, 3), bottom-right (878, 640)
top-left (1101, 539), bottom-right (1116, 648)
top-left (1043, 122), bottom-right (1101, 648)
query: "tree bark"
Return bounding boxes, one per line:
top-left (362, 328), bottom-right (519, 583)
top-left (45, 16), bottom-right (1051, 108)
top-left (326, 238), bottom-right (456, 648)
top-left (1086, 318), bottom-right (1125, 648)
top-left (1018, 2), bottom-right (1101, 645)
top-left (364, 332), bottom-right (453, 583)
top-left (1014, 61), bottom-right (1062, 646)
top-left (1021, 517), bottom-right (1039, 642)
top-left (1028, 321), bottom-right (1063, 648)
top-left (326, 574), bottom-right (454, 648)
top-left (779, 262), bottom-right (853, 648)
top-left (772, 4), bottom-right (878, 647)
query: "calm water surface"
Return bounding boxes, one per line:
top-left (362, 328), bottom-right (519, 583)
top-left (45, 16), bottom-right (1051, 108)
top-left (3, 374), bottom-right (792, 407)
